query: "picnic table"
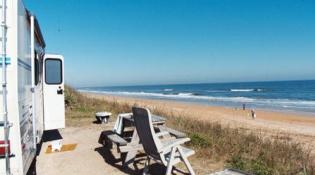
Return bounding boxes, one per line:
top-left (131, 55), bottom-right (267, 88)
top-left (101, 112), bottom-right (186, 167)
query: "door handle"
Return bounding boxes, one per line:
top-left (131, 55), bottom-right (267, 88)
top-left (57, 87), bottom-right (64, 95)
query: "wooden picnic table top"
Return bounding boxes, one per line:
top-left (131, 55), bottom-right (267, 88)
top-left (122, 113), bottom-right (166, 124)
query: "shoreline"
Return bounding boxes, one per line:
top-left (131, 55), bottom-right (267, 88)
top-left (82, 92), bottom-right (315, 151)
top-left (118, 95), bottom-right (315, 117)
top-left (77, 90), bottom-right (315, 117)
top-left (83, 91), bottom-right (315, 118)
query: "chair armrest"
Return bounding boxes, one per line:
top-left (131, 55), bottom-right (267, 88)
top-left (159, 138), bottom-right (190, 153)
top-left (158, 126), bottom-right (187, 138)
top-left (119, 113), bottom-right (133, 118)
top-left (156, 131), bottom-right (170, 137)
top-left (119, 144), bottom-right (143, 153)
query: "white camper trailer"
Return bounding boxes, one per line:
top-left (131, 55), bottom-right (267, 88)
top-left (0, 0), bottom-right (65, 174)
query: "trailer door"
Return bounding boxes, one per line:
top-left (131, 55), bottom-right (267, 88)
top-left (43, 54), bottom-right (65, 130)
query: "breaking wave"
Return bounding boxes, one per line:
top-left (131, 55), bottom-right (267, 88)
top-left (230, 88), bottom-right (264, 92)
top-left (78, 89), bottom-right (315, 110)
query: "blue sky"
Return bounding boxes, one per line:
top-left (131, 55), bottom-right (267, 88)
top-left (25, 0), bottom-right (315, 87)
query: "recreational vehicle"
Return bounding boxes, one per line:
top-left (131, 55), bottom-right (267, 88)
top-left (0, 0), bottom-right (65, 174)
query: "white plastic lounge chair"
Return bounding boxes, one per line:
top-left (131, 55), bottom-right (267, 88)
top-left (132, 107), bottom-right (196, 175)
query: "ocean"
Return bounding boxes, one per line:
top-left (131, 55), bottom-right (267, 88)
top-left (78, 80), bottom-right (315, 115)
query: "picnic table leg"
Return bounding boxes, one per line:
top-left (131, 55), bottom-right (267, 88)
top-left (123, 129), bottom-right (140, 167)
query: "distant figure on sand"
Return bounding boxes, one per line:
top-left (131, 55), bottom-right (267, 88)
top-left (243, 104), bottom-right (246, 110)
top-left (251, 109), bottom-right (256, 119)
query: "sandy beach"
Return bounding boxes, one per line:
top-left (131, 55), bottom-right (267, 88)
top-left (83, 92), bottom-right (315, 152)
top-left (34, 91), bottom-right (315, 175)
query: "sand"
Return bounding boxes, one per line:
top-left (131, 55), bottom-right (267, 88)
top-left (36, 120), bottom-right (214, 174)
top-left (84, 92), bottom-right (315, 151)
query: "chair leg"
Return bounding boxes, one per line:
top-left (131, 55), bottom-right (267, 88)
top-left (148, 156), bottom-right (151, 166)
top-left (177, 147), bottom-right (195, 175)
top-left (166, 146), bottom-right (176, 175)
top-left (143, 156), bottom-right (150, 175)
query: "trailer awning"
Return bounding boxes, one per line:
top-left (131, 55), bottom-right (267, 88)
top-left (26, 9), bottom-right (46, 48)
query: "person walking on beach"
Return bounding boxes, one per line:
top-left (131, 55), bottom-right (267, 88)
top-left (251, 109), bottom-right (256, 119)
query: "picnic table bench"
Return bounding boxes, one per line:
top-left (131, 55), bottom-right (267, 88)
top-left (99, 130), bottom-right (127, 149)
top-left (107, 133), bottom-right (128, 146)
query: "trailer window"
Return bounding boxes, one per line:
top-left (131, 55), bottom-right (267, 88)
top-left (45, 59), bottom-right (62, 84)
top-left (34, 53), bottom-right (39, 85)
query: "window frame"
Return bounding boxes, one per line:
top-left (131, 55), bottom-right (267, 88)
top-left (45, 58), bottom-right (63, 85)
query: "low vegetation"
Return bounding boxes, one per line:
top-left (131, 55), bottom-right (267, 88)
top-left (65, 86), bottom-right (131, 120)
top-left (65, 86), bottom-right (315, 175)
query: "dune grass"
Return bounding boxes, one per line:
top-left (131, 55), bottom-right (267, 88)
top-left (65, 86), bottom-right (315, 175)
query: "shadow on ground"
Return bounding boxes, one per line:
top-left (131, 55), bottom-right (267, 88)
top-left (27, 130), bottom-right (63, 175)
top-left (95, 146), bottom-right (168, 175)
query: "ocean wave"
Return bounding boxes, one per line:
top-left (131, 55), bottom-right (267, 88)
top-left (78, 90), bottom-right (255, 102)
top-left (78, 89), bottom-right (315, 109)
top-left (206, 90), bottom-right (227, 93)
top-left (164, 89), bottom-right (173, 92)
top-left (230, 88), bottom-right (264, 92)
top-left (261, 99), bottom-right (315, 106)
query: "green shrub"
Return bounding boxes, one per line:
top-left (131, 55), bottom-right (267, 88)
top-left (189, 133), bottom-right (211, 148)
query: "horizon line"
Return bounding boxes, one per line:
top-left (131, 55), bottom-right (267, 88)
top-left (75, 78), bottom-right (315, 89)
